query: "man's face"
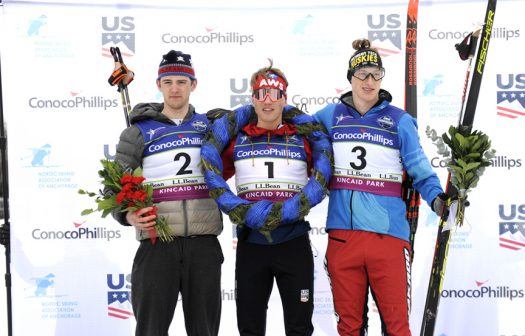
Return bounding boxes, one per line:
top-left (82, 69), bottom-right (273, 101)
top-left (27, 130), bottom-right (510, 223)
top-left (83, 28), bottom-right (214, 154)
top-left (251, 87), bottom-right (286, 130)
top-left (157, 75), bottom-right (196, 111)
top-left (351, 66), bottom-right (383, 106)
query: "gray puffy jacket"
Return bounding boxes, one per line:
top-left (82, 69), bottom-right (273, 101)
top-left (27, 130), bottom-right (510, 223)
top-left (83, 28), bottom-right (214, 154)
top-left (112, 102), bottom-right (223, 240)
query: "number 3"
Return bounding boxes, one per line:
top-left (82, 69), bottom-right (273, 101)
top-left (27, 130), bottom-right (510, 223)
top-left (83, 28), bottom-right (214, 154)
top-left (350, 146), bottom-right (366, 170)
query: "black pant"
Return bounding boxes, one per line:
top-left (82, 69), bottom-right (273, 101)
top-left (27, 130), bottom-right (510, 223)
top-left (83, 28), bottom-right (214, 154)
top-left (235, 234), bottom-right (314, 336)
top-left (131, 236), bottom-right (224, 336)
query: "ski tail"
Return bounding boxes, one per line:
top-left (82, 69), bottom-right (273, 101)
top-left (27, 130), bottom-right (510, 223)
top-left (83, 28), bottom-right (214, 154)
top-left (403, 0), bottom-right (421, 259)
top-left (420, 1), bottom-right (497, 335)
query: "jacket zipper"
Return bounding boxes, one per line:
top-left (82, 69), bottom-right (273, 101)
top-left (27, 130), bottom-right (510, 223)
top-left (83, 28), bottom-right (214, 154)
top-left (349, 190), bottom-right (354, 230)
top-left (182, 199), bottom-right (189, 237)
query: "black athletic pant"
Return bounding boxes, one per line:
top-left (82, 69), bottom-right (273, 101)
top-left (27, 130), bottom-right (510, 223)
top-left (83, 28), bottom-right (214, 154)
top-left (235, 234), bottom-right (314, 336)
top-left (131, 235), bottom-right (224, 336)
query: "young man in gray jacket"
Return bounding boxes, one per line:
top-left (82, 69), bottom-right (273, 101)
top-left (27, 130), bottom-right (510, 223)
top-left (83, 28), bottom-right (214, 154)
top-left (112, 50), bottom-right (223, 336)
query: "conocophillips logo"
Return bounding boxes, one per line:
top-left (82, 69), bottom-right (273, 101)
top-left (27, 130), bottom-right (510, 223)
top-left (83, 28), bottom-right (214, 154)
top-left (162, 27), bottom-right (254, 45)
top-left (441, 280), bottom-right (524, 301)
top-left (290, 94), bottom-right (339, 113)
top-left (32, 221), bottom-right (122, 241)
top-left (366, 14), bottom-right (402, 57)
top-left (496, 73), bottom-right (525, 119)
top-left (28, 92), bottom-right (118, 110)
top-left (431, 154), bottom-right (522, 170)
top-left (428, 26), bottom-right (519, 40)
top-left (102, 16), bottom-right (135, 58)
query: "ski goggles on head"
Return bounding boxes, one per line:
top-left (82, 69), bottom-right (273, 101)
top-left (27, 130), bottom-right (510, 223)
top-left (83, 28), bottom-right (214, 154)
top-left (352, 67), bottom-right (386, 81)
top-left (252, 88), bottom-right (286, 102)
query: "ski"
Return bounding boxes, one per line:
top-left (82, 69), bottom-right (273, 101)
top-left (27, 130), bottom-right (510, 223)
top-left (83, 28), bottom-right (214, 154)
top-left (402, 0), bottom-right (421, 259)
top-left (0, 43), bottom-right (13, 336)
top-left (420, 1), bottom-right (497, 335)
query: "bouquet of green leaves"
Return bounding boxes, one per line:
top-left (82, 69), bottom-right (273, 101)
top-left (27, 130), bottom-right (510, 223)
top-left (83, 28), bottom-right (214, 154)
top-left (426, 125), bottom-right (495, 226)
top-left (78, 159), bottom-right (173, 243)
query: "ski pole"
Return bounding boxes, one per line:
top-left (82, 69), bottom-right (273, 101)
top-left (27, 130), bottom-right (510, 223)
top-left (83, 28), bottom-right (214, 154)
top-left (108, 47), bottom-right (134, 127)
top-left (454, 29), bottom-right (481, 127)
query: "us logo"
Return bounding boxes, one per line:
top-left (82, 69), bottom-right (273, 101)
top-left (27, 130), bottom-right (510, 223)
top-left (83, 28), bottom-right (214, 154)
top-left (367, 13), bottom-right (402, 57)
top-left (496, 73), bottom-right (525, 119)
top-left (230, 78), bottom-right (251, 108)
top-left (107, 273), bottom-right (133, 319)
top-left (101, 16), bottom-right (135, 58)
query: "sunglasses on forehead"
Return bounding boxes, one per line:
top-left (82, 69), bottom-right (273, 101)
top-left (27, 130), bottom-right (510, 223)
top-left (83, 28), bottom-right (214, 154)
top-left (352, 67), bottom-right (386, 81)
top-left (252, 88), bottom-right (286, 102)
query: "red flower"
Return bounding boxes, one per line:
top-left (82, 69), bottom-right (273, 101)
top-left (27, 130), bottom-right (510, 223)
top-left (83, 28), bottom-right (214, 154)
top-left (120, 175), bottom-right (133, 184)
top-left (80, 159), bottom-right (172, 244)
top-left (116, 191), bottom-right (126, 204)
top-left (132, 176), bottom-right (146, 184)
top-left (122, 183), bottom-right (134, 192)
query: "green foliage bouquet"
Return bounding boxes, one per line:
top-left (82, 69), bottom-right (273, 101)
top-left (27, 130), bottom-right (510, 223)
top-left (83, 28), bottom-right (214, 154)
top-left (426, 125), bottom-right (495, 226)
top-left (78, 159), bottom-right (172, 243)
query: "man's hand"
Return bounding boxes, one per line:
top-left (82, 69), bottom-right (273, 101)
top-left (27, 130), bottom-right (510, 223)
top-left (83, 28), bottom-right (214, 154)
top-left (126, 207), bottom-right (157, 231)
top-left (432, 193), bottom-right (450, 218)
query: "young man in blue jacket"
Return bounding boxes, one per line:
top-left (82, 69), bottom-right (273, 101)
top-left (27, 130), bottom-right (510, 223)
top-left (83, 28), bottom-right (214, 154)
top-left (314, 39), bottom-right (447, 336)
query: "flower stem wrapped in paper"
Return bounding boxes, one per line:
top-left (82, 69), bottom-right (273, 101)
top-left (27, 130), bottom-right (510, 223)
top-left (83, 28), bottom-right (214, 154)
top-left (426, 125), bottom-right (495, 226)
top-left (78, 159), bottom-right (173, 244)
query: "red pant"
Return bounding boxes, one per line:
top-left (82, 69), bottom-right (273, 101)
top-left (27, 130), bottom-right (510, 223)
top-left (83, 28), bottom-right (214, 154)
top-left (325, 230), bottom-right (412, 336)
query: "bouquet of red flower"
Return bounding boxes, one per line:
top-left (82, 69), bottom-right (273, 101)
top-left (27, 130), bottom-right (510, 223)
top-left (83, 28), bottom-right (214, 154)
top-left (78, 159), bottom-right (173, 244)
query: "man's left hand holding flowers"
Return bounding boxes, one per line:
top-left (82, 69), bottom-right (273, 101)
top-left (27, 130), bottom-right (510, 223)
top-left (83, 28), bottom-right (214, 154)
top-left (78, 159), bottom-right (172, 244)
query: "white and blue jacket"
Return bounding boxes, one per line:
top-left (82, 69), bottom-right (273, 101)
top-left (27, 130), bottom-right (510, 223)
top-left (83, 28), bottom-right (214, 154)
top-left (314, 90), bottom-right (443, 242)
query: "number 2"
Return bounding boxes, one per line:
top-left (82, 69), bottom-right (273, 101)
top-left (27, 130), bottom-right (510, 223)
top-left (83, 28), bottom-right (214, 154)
top-left (174, 152), bottom-right (192, 175)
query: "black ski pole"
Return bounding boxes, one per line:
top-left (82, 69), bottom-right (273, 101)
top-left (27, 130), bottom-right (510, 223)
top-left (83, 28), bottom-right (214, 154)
top-left (0, 34), bottom-right (13, 336)
top-left (108, 47), bottom-right (134, 127)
